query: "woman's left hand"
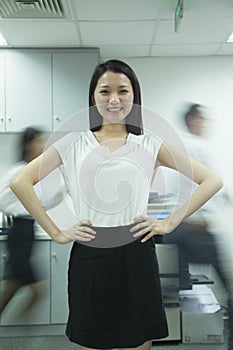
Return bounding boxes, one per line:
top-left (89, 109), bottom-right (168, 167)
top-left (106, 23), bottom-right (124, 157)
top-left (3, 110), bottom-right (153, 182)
top-left (130, 215), bottom-right (173, 243)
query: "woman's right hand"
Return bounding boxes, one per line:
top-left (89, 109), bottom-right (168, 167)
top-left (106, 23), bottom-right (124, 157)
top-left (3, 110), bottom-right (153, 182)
top-left (61, 220), bottom-right (96, 243)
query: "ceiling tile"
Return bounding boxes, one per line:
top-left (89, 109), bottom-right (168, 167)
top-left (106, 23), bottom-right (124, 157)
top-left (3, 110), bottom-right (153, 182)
top-left (99, 45), bottom-right (150, 59)
top-left (0, 21), bottom-right (80, 46)
top-left (150, 44), bottom-right (221, 57)
top-left (80, 21), bottom-right (155, 45)
top-left (158, 0), bottom-right (179, 20)
top-left (180, 0), bottom-right (233, 19)
top-left (154, 18), bottom-right (233, 44)
top-left (159, 0), bottom-right (233, 20)
top-left (75, 0), bottom-right (159, 20)
top-left (0, 0), bottom-right (232, 57)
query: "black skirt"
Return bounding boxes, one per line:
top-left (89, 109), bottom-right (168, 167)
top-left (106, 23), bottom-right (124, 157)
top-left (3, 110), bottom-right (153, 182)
top-left (65, 224), bottom-right (168, 348)
top-left (3, 217), bottom-right (36, 285)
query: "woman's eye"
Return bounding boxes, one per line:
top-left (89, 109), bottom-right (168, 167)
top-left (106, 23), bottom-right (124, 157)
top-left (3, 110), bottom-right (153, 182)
top-left (120, 89), bottom-right (129, 94)
top-left (100, 90), bottom-right (109, 94)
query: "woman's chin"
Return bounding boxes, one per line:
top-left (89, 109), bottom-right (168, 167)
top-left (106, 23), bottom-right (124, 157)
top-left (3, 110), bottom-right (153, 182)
top-left (104, 114), bottom-right (127, 124)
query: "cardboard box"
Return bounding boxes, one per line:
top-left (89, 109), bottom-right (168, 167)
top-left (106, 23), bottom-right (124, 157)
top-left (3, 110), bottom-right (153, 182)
top-left (180, 285), bottom-right (224, 343)
top-left (182, 310), bottom-right (224, 343)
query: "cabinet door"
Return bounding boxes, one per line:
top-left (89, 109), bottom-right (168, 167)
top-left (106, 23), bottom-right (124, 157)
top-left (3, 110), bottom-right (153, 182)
top-left (5, 51), bottom-right (52, 132)
top-left (0, 52), bottom-right (5, 131)
top-left (50, 241), bottom-right (72, 323)
top-left (0, 241), bottom-right (6, 287)
top-left (163, 306), bottom-right (181, 341)
top-left (52, 50), bottom-right (99, 131)
top-left (0, 240), bottom-right (51, 325)
top-left (156, 244), bottom-right (179, 274)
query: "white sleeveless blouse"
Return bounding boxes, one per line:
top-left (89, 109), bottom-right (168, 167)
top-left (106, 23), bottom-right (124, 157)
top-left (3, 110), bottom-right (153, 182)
top-left (52, 130), bottom-right (161, 227)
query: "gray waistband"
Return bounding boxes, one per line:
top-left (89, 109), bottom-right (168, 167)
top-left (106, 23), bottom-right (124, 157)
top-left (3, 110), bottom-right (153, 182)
top-left (77, 223), bottom-right (141, 249)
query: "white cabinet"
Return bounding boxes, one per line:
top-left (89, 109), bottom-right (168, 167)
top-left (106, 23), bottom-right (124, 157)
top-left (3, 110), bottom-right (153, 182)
top-left (157, 244), bottom-right (181, 341)
top-left (0, 240), bottom-right (51, 326)
top-left (52, 50), bottom-right (99, 131)
top-left (0, 237), bottom-right (73, 327)
top-left (0, 240), bottom-right (8, 317)
top-left (50, 241), bottom-right (72, 323)
top-left (4, 51), bottom-right (52, 132)
top-left (0, 49), bottom-right (99, 133)
top-left (0, 240), bottom-right (5, 283)
top-left (0, 52), bottom-right (5, 132)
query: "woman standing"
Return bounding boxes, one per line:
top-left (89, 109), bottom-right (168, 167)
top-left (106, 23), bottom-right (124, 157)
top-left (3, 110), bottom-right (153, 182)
top-left (10, 60), bottom-right (223, 349)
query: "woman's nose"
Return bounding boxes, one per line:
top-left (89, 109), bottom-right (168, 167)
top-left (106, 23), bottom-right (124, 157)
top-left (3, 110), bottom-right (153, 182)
top-left (109, 93), bottom-right (120, 103)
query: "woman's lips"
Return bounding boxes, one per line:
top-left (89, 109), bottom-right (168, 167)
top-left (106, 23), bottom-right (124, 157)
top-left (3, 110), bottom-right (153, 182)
top-left (106, 107), bottom-right (124, 112)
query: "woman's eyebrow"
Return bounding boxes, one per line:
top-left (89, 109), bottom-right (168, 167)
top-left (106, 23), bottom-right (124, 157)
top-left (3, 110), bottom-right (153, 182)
top-left (98, 84), bottom-right (129, 88)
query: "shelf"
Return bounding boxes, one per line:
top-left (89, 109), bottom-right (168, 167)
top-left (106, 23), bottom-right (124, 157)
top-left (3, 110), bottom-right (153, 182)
top-left (190, 274), bottom-right (214, 285)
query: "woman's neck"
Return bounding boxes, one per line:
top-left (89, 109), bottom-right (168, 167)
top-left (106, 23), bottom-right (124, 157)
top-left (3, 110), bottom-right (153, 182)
top-left (97, 123), bottom-right (128, 137)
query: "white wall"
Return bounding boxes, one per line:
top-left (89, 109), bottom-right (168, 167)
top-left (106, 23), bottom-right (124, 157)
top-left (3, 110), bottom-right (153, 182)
top-left (123, 56), bottom-right (233, 189)
top-left (0, 133), bottom-right (20, 177)
top-left (121, 56), bottom-right (233, 301)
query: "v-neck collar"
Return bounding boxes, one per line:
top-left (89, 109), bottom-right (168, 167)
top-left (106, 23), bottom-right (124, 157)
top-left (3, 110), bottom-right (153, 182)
top-left (87, 129), bottom-right (133, 156)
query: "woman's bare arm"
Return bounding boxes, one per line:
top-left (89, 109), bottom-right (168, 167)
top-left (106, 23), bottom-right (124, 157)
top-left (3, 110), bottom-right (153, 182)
top-left (10, 147), bottom-right (69, 243)
top-left (132, 141), bottom-right (223, 242)
top-left (10, 146), bottom-right (96, 243)
top-left (157, 141), bottom-right (223, 229)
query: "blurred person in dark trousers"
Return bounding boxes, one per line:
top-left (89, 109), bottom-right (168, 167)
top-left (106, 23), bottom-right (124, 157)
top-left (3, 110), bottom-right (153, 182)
top-left (162, 103), bottom-right (233, 349)
top-left (0, 127), bottom-right (63, 320)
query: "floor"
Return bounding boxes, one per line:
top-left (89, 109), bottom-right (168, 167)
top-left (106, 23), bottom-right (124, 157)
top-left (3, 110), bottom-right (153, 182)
top-left (0, 335), bottom-right (228, 350)
top-left (0, 317), bottom-right (230, 350)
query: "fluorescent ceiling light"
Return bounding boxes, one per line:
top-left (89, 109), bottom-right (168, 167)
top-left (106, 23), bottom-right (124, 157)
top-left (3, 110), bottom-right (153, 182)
top-left (0, 32), bottom-right (8, 46)
top-left (227, 32), bottom-right (233, 43)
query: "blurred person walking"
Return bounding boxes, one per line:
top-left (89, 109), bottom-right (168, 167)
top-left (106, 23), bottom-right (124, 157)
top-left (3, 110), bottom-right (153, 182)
top-left (0, 127), bottom-right (62, 320)
top-left (162, 103), bottom-right (233, 349)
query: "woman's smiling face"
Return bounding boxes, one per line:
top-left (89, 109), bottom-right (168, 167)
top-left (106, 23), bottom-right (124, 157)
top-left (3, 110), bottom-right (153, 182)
top-left (93, 71), bottom-right (134, 125)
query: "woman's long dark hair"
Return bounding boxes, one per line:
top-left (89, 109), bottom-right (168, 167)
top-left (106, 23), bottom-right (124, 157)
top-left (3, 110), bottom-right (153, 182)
top-left (20, 127), bottom-right (42, 161)
top-left (89, 59), bottom-right (143, 135)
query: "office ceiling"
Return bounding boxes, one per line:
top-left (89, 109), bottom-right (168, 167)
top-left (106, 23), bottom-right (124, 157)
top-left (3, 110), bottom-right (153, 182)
top-left (0, 0), bottom-right (233, 58)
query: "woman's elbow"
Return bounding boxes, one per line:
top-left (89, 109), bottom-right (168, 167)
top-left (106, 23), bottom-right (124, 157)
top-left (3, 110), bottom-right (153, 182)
top-left (212, 174), bottom-right (224, 193)
top-left (9, 176), bottom-right (21, 195)
top-left (217, 176), bottom-right (224, 191)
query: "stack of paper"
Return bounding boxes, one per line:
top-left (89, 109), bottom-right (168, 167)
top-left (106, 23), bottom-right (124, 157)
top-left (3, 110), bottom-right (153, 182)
top-left (179, 285), bottom-right (221, 313)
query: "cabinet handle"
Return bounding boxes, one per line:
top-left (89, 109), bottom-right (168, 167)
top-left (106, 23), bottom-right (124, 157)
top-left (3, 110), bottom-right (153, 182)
top-left (54, 116), bottom-right (60, 122)
top-left (52, 253), bottom-right (57, 259)
top-left (3, 254), bottom-right (7, 260)
top-left (0, 117), bottom-right (4, 122)
top-left (7, 116), bottom-right (12, 122)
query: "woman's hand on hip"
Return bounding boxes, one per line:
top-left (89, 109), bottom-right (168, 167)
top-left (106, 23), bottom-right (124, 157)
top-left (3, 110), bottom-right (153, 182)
top-left (62, 220), bottom-right (96, 242)
top-left (130, 215), bottom-right (172, 243)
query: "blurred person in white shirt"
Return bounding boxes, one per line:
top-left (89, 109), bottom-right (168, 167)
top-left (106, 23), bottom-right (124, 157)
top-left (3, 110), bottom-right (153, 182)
top-left (0, 127), bottom-right (64, 320)
top-left (162, 103), bottom-right (233, 349)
